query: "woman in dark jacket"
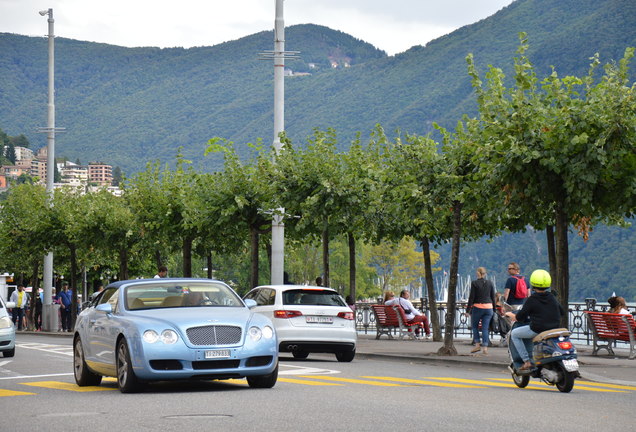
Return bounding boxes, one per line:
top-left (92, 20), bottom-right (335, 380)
top-left (467, 267), bottom-right (496, 355)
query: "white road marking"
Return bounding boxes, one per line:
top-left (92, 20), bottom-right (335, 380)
top-left (0, 373), bottom-right (74, 381)
top-left (16, 342), bottom-right (73, 356)
top-left (279, 363), bottom-right (339, 375)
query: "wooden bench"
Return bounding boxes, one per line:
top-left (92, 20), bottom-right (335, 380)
top-left (371, 305), bottom-right (399, 339)
top-left (584, 311), bottom-right (636, 360)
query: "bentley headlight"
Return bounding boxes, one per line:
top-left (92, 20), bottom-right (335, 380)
top-left (161, 329), bottom-right (179, 344)
top-left (143, 330), bottom-right (159, 343)
top-left (248, 326), bottom-right (262, 341)
top-left (262, 325), bottom-right (274, 339)
top-left (0, 316), bottom-right (13, 329)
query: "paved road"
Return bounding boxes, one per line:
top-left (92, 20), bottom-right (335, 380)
top-left (2, 333), bottom-right (636, 431)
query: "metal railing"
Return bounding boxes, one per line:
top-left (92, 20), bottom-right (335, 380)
top-left (354, 300), bottom-right (631, 346)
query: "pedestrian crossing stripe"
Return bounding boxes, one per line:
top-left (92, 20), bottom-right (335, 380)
top-left (21, 381), bottom-right (116, 392)
top-left (361, 376), bottom-right (486, 388)
top-left (299, 375), bottom-right (408, 386)
top-left (0, 389), bottom-right (36, 397)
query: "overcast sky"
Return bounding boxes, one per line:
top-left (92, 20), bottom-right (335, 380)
top-left (1, 0), bottom-right (515, 56)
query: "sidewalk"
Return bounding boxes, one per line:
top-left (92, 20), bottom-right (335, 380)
top-left (355, 333), bottom-right (636, 386)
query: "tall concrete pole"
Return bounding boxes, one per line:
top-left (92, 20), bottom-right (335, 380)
top-left (39, 8), bottom-right (58, 331)
top-left (270, 0), bottom-right (285, 285)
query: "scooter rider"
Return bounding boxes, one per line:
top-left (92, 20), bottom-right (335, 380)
top-left (505, 269), bottom-right (564, 371)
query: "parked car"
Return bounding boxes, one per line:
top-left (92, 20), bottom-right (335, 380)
top-left (244, 285), bottom-right (356, 362)
top-left (73, 278), bottom-right (278, 393)
top-left (0, 297), bottom-right (16, 357)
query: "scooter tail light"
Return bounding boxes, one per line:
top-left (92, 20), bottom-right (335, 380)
top-left (274, 310), bottom-right (303, 319)
top-left (557, 341), bottom-right (573, 350)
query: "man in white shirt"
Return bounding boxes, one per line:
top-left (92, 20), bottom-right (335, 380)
top-left (9, 285), bottom-right (29, 330)
top-left (385, 290), bottom-right (431, 337)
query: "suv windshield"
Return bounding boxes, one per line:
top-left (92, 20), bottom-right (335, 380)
top-left (283, 289), bottom-right (346, 307)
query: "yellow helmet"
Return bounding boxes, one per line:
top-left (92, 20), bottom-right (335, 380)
top-left (530, 269), bottom-right (551, 288)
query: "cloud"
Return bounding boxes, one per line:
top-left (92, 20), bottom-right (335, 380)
top-left (0, 0), bottom-right (514, 55)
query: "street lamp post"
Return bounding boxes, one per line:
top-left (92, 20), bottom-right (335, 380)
top-left (37, 8), bottom-right (64, 331)
top-left (260, 0), bottom-right (298, 285)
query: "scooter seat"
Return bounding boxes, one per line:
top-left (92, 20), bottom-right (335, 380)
top-left (532, 328), bottom-right (571, 342)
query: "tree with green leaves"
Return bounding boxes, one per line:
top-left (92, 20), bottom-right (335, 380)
top-left (274, 129), bottom-right (345, 287)
top-left (467, 36), bottom-right (636, 324)
top-left (204, 138), bottom-right (276, 288)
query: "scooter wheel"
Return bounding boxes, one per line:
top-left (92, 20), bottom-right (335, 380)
top-left (556, 363), bottom-right (575, 393)
top-left (512, 370), bottom-right (530, 388)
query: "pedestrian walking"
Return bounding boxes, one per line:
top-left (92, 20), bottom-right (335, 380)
top-left (467, 267), bottom-right (496, 355)
top-left (58, 283), bottom-right (73, 332)
top-left (503, 262), bottom-right (528, 310)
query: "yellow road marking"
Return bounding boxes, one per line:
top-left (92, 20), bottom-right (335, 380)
top-left (362, 376), bottom-right (486, 388)
top-left (488, 378), bottom-right (627, 393)
top-left (0, 389), bottom-right (36, 397)
top-left (572, 381), bottom-right (636, 391)
top-left (425, 377), bottom-right (553, 391)
top-left (278, 377), bottom-right (343, 386)
top-left (300, 375), bottom-right (406, 386)
top-left (21, 381), bottom-right (116, 392)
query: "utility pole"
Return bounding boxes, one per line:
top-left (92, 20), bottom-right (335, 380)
top-left (38, 8), bottom-right (64, 331)
top-left (261, 0), bottom-right (298, 285)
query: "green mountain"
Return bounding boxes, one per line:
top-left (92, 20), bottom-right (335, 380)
top-left (2, 0), bottom-right (635, 174)
top-left (1, 0), bottom-right (635, 301)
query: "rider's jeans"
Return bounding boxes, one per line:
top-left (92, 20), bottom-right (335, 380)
top-left (510, 324), bottom-right (538, 362)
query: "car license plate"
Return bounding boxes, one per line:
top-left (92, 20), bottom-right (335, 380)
top-left (306, 316), bottom-right (333, 324)
top-left (562, 358), bottom-right (579, 372)
top-left (205, 349), bottom-right (231, 359)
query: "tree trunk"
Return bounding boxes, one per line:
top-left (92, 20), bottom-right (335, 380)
top-left (250, 226), bottom-right (260, 289)
top-left (438, 201), bottom-right (461, 356)
top-left (155, 250), bottom-right (163, 269)
top-left (183, 236), bottom-right (193, 277)
top-left (207, 252), bottom-right (213, 279)
top-left (555, 201), bottom-right (570, 328)
top-left (322, 228), bottom-right (330, 287)
top-left (69, 244), bottom-right (79, 329)
top-left (348, 232), bottom-right (356, 300)
top-left (27, 260), bottom-right (40, 331)
top-left (118, 248), bottom-right (129, 280)
top-left (546, 225), bottom-right (556, 281)
top-left (422, 236), bottom-right (441, 341)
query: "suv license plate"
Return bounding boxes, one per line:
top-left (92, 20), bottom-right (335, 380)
top-left (205, 349), bottom-right (231, 359)
top-left (562, 358), bottom-right (579, 372)
top-left (306, 316), bottom-right (333, 324)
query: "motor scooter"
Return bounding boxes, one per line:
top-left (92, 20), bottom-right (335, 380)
top-left (507, 321), bottom-right (580, 393)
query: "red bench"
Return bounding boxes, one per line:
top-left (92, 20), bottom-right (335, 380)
top-left (390, 305), bottom-right (425, 340)
top-left (584, 311), bottom-right (636, 360)
top-left (371, 305), bottom-right (399, 339)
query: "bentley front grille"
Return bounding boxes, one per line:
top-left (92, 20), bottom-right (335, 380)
top-left (186, 325), bottom-right (242, 345)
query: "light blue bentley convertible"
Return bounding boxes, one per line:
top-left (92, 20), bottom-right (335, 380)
top-left (73, 279), bottom-right (278, 393)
